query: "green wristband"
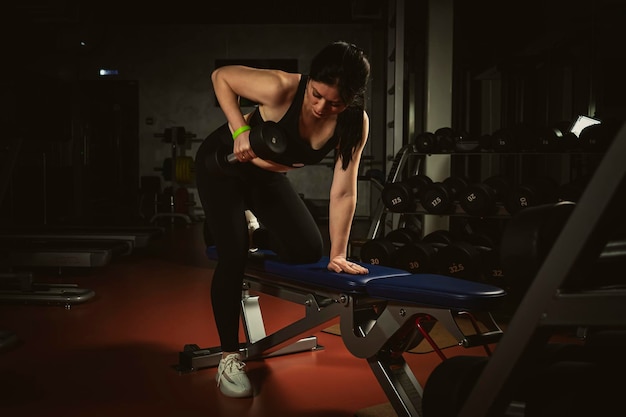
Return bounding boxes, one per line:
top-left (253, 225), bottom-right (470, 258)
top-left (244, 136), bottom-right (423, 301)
top-left (232, 125), bottom-right (251, 140)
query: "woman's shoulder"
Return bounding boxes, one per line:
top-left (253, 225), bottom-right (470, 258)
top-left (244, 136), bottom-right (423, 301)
top-left (259, 72), bottom-right (302, 115)
top-left (274, 71), bottom-right (303, 95)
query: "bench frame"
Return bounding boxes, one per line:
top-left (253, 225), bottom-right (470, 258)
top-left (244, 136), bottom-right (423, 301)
top-left (177, 259), bottom-right (504, 417)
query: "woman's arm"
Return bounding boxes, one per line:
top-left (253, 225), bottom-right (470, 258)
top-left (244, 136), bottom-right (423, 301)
top-left (326, 111), bottom-right (370, 275)
top-left (211, 66), bottom-right (298, 160)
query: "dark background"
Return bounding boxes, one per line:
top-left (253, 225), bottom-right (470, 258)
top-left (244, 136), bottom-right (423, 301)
top-left (1, 0), bottom-right (624, 226)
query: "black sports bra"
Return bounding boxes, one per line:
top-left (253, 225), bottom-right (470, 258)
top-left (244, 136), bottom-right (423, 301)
top-left (248, 75), bottom-right (339, 168)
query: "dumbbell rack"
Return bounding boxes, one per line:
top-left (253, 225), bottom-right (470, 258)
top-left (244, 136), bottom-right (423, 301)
top-left (151, 127), bottom-right (197, 225)
top-left (356, 132), bottom-right (607, 273)
top-left (365, 143), bottom-right (426, 240)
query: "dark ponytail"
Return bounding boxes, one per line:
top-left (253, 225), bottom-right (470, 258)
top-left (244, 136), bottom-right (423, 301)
top-left (309, 41), bottom-right (370, 170)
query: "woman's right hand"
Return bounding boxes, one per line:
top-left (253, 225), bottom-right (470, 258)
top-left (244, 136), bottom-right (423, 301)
top-left (233, 130), bottom-right (256, 162)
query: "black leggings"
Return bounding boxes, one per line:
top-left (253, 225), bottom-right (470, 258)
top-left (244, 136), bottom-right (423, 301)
top-left (195, 124), bottom-right (324, 352)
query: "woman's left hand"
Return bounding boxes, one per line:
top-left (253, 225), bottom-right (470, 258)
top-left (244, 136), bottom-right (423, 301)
top-left (327, 256), bottom-right (369, 275)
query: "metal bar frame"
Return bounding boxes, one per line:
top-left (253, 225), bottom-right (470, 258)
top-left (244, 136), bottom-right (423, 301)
top-left (458, 124), bottom-right (626, 416)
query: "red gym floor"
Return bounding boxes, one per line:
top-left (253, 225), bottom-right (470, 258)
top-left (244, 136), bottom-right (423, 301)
top-left (0, 222), bottom-right (491, 417)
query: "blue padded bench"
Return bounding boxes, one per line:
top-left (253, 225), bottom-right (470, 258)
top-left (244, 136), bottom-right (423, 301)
top-left (365, 274), bottom-right (505, 311)
top-left (205, 246), bottom-right (505, 311)
top-left (179, 246), bottom-right (507, 417)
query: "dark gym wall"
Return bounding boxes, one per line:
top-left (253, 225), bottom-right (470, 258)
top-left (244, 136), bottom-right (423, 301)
top-left (2, 4), bottom-right (387, 224)
top-left (81, 24), bottom-right (383, 217)
top-left (453, 0), bottom-right (626, 133)
top-left (2, 0), bottom-right (624, 225)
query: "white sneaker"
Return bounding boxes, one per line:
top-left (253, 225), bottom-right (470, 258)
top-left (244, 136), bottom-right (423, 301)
top-left (216, 353), bottom-right (252, 398)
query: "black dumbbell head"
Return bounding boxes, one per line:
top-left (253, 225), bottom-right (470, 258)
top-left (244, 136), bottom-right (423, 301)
top-left (393, 242), bottom-right (437, 273)
top-left (208, 146), bottom-right (237, 175)
top-left (415, 132), bottom-right (437, 154)
top-left (579, 118), bottom-right (623, 152)
top-left (421, 182), bottom-right (455, 214)
top-left (382, 182), bottom-right (414, 212)
top-left (422, 229), bottom-right (454, 246)
top-left (382, 174), bottom-right (432, 212)
top-left (435, 127), bottom-right (457, 153)
top-left (579, 122), bottom-right (611, 151)
top-left (505, 177), bottom-right (558, 214)
top-left (423, 356), bottom-right (488, 417)
top-left (491, 128), bottom-right (523, 152)
top-left (385, 227), bottom-right (420, 245)
top-left (533, 126), bottom-right (561, 152)
top-left (459, 183), bottom-right (498, 217)
top-left (481, 247), bottom-right (508, 289)
top-left (250, 121), bottom-right (288, 159)
top-left (360, 238), bottom-right (396, 266)
top-left (483, 176), bottom-right (512, 200)
top-left (443, 176), bottom-right (469, 197)
top-left (434, 240), bottom-right (484, 281)
top-left (505, 184), bottom-right (536, 214)
top-left (454, 131), bottom-right (481, 152)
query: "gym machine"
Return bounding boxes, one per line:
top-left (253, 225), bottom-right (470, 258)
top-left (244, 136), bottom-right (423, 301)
top-left (0, 137), bottom-right (95, 309)
top-left (151, 126), bottom-right (198, 225)
top-left (422, 122), bottom-right (626, 417)
top-left (0, 225), bottom-right (164, 269)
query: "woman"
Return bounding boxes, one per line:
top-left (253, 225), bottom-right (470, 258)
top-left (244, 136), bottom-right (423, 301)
top-left (195, 41), bottom-right (371, 398)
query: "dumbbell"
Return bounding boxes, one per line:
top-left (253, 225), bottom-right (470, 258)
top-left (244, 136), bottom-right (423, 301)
top-left (532, 126), bottom-right (563, 152)
top-left (207, 121), bottom-right (288, 174)
top-left (422, 229), bottom-right (455, 247)
top-left (434, 238), bottom-right (501, 283)
top-left (359, 238), bottom-right (395, 266)
top-left (392, 229), bottom-right (455, 273)
top-left (490, 127), bottom-right (519, 152)
top-left (433, 240), bottom-right (482, 282)
top-left (458, 220), bottom-right (507, 288)
top-left (491, 125), bottom-right (536, 152)
top-left (381, 174), bottom-right (433, 212)
top-left (385, 227), bottom-right (422, 245)
top-left (504, 177), bottom-right (559, 214)
top-left (360, 228), bottom-right (444, 274)
top-left (454, 131), bottom-right (481, 152)
top-left (422, 355), bottom-right (489, 417)
top-left (391, 228), bottom-right (444, 274)
top-left (579, 119), bottom-right (621, 152)
top-left (432, 219), bottom-right (502, 283)
top-left (420, 175), bottom-right (470, 214)
top-left (434, 127), bottom-right (458, 153)
top-left (360, 227), bottom-right (421, 267)
top-left (459, 175), bottom-right (512, 217)
top-left (414, 131), bottom-right (437, 154)
top-left (393, 230), bottom-right (453, 274)
top-left (414, 127), bottom-right (458, 154)
top-left (422, 229), bottom-right (483, 280)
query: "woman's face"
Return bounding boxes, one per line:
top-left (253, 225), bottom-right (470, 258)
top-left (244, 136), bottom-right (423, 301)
top-left (307, 80), bottom-right (347, 119)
